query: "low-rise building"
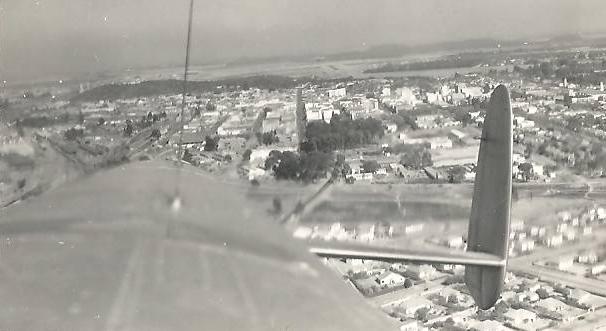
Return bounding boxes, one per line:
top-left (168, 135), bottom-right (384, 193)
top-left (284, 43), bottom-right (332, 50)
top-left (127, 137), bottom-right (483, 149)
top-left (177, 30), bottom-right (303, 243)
top-left (568, 289), bottom-right (606, 311)
top-left (516, 239), bottom-right (535, 253)
top-left (448, 129), bottom-right (466, 143)
top-left (590, 264), bottom-right (606, 275)
top-left (398, 297), bottom-right (433, 316)
top-left (405, 265), bottom-right (437, 281)
top-left (577, 251), bottom-right (598, 264)
top-left (503, 308), bottom-right (538, 330)
top-left (536, 297), bottom-right (586, 322)
top-left (377, 271), bottom-right (407, 287)
top-left (467, 319), bottom-right (509, 331)
top-left (400, 320), bottom-right (427, 331)
top-left (546, 256), bottom-right (574, 271)
top-left (542, 233), bottom-right (563, 247)
top-left (445, 236), bottom-right (465, 249)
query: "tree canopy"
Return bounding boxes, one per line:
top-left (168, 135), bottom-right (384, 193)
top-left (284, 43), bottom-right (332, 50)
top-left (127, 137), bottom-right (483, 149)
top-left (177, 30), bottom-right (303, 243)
top-left (304, 114), bottom-right (384, 153)
top-left (204, 135), bottom-right (219, 151)
top-left (396, 144), bottom-right (433, 169)
top-left (265, 150), bottom-right (334, 183)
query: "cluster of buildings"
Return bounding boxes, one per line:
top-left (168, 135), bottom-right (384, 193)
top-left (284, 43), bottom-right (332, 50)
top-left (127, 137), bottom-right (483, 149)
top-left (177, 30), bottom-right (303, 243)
top-left (329, 246), bottom-right (606, 331)
top-left (430, 205), bottom-right (605, 260)
top-left (293, 221), bottom-right (393, 243)
top-left (381, 83), bottom-right (490, 111)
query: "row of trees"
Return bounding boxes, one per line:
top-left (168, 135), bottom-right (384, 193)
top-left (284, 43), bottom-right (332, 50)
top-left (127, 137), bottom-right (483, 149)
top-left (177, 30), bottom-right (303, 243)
top-left (303, 114), bottom-right (384, 153)
top-left (531, 135), bottom-right (606, 174)
top-left (391, 143), bottom-right (433, 169)
top-left (513, 60), bottom-right (606, 86)
top-left (258, 131), bottom-right (279, 145)
top-left (64, 127), bottom-right (84, 141)
top-left (123, 111), bottom-right (168, 137)
top-left (264, 150), bottom-right (334, 182)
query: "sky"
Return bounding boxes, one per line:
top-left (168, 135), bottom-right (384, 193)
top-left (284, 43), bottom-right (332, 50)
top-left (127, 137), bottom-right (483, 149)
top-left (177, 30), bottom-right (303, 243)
top-left (3, 0), bottom-right (606, 82)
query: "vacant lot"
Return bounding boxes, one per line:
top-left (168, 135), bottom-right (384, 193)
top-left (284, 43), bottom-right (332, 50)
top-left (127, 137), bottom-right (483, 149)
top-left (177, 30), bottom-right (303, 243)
top-left (301, 182), bottom-right (606, 228)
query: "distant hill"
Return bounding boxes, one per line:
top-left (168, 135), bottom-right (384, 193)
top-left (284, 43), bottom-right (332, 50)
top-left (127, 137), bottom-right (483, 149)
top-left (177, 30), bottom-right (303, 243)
top-left (226, 34), bottom-right (606, 67)
top-left (226, 38), bottom-right (517, 67)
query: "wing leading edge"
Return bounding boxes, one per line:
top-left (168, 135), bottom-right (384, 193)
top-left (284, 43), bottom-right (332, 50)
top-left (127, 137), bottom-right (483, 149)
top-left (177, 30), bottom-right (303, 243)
top-left (309, 241), bottom-right (506, 267)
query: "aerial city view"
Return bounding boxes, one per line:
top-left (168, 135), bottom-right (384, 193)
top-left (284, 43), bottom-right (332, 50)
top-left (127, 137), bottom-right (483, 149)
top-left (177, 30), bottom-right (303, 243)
top-left (4, 0), bottom-right (606, 330)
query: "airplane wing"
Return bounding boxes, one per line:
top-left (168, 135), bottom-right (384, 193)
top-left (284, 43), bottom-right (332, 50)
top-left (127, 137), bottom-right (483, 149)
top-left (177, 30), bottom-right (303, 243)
top-left (0, 162), bottom-right (398, 330)
top-left (465, 85), bottom-right (513, 309)
top-left (308, 241), bottom-right (505, 267)
top-left (303, 85), bottom-right (513, 310)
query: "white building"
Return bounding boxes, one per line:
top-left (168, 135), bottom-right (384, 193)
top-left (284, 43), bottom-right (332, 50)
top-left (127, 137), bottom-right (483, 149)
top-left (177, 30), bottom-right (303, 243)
top-left (503, 308), bottom-right (537, 329)
top-left (376, 271), bottom-right (406, 287)
top-left (328, 87), bottom-right (347, 99)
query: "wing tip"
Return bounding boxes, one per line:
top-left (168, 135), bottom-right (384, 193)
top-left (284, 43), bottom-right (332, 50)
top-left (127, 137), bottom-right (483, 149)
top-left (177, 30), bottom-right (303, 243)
top-left (489, 85), bottom-right (511, 111)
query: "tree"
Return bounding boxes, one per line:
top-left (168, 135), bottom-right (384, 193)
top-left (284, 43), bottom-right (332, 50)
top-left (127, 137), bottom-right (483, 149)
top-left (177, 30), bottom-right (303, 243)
top-left (300, 140), bottom-right (317, 153)
top-left (537, 142), bottom-right (549, 155)
top-left (97, 117), bottom-right (105, 126)
top-left (274, 151), bottom-right (300, 180)
top-left (299, 151), bottom-right (334, 182)
top-left (536, 288), bottom-right (550, 299)
top-left (264, 150), bottom-right (282, 170)
top-left (124, 120), bottom-right (133, 137)
top-left (150, 128), bottom-right (161, 140)
top-left (182, 148), bottom-right (193, 163)
top-left (453, 111), bottom-right (472, 126)
top-left (342, 162), bottom-right (352, 178)
top-left (242, 149), bottom-right (252, 162)
top-left (64, 128), bottom-right (84, 141)
top-left (362, 160), bottom-right (381, 173)
top-left (404, 278), bottom-right (414, 288)
top-left (415, 307), bottom-right (430, 321)
top-left (493, 301), bottom-right (509, 315)
top-left (305, 116), bottom-right (385, 152)
top-left (399, 145), bottom-right (432, 169)
top-left (204, 135), bottom-right (218, 151)
top-left (539, 62), bottom-right (554, 77)
top-left (518, 162), bottom-right (534, 182)
top-left (262, 131), bottom-right (279, 145)
top-left (448, 166), bottom-right (467, 183)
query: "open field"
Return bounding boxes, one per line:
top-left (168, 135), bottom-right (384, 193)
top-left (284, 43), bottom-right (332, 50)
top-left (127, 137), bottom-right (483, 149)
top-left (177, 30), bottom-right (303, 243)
top-left (301, 181), bottom-right (606, 229)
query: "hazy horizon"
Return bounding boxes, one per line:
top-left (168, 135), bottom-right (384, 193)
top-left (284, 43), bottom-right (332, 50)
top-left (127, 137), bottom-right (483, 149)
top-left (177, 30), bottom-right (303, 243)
top-left (3, 0), bottom-right (606, 83)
